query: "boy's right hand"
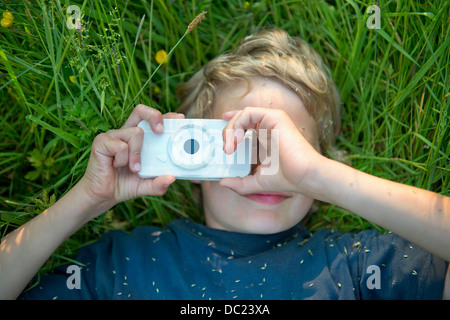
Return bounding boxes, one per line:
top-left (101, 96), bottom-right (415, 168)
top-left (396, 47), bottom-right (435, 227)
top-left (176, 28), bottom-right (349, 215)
top-left (77, 104), bottom-right (183, 217)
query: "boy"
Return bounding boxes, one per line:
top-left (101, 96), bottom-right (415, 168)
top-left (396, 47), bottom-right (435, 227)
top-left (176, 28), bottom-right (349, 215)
top-left (1, 29), bottom-right (449, 300)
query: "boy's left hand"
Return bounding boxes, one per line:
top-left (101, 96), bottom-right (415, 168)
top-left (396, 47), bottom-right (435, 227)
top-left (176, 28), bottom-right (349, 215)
top-left (219, 107), bottom-right (325, 197)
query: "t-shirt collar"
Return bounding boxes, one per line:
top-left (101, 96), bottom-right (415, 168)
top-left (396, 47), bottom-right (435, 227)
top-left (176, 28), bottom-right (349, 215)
top-left (170, 218), bottom-right (311, 258)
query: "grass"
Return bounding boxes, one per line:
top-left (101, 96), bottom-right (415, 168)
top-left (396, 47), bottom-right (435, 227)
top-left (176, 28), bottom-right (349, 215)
top-left (0, 0), bottom-right (449, 274)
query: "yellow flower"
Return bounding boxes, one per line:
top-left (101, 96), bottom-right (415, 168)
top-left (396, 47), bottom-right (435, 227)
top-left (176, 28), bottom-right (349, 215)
top-left (1, 11), bottom-right (14, 27)
top-left (1, 11), bottom-right (14, 28)
top-left (69, 75), bottom-right (77, 84)
top-left (155, 49), bottom-right (168, 64)
top-left (1, 18), bottom-right (13, 27)
top-left (153, 85), bottom-right (161, 95)
top-left (3, 11), bottom-right (14, 20)
top-left (243, 1), bottom-right (250, 9)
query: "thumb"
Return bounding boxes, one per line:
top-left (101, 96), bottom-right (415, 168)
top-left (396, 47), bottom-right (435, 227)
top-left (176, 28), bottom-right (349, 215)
top-left (219, 175), bottom-right (265, 195)
top-left (137, 175), bottom-right (176, 197)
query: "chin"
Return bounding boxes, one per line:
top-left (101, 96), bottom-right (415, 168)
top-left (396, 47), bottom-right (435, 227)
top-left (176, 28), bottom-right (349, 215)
top-left (206, 208), bottom-right (306, 235)
top-left (238, 211), bottom-right (303, 234)
top-left (201, 181), bottom-right (313, 234)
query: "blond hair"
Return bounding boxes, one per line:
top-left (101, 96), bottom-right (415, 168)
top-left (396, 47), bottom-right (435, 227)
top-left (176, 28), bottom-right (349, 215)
top-left (176, 28), bottom-right (341, 157)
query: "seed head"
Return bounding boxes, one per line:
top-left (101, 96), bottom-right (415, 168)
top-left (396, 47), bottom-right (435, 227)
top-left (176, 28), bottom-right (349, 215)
top-left (187, 11), bottom-right (207, 33)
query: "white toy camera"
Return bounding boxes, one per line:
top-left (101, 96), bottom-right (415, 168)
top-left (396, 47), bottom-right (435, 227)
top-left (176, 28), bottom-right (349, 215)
top-left (137, 119), bottom-right (255, 180)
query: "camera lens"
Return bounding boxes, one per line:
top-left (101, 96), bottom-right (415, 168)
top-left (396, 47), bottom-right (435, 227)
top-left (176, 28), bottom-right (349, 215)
top-left (169, 122), bottom-right (212, 169)
top-left (183, 138), bottom-right (200, 155)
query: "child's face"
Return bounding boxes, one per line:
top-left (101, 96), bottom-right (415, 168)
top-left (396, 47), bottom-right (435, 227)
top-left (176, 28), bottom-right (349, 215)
top-left (201, 77), bottom-right (320, 234)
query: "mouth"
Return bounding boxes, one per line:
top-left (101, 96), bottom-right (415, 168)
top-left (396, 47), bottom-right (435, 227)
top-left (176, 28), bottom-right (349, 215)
top-left (244, 192), bottom-right (292, 205)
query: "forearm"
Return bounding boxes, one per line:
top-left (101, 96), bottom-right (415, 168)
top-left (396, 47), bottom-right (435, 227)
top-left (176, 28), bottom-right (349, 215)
top-left (308, 157), bottom-right (450, 261)
top-left (0, 181), bottom-right (103, 300)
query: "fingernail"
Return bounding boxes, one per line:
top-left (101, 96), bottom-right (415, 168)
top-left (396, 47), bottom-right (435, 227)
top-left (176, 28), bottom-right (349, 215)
top-left (156, 123), bottom-right (164, 132)
top-left (134, 162), bottom-right (141, 171)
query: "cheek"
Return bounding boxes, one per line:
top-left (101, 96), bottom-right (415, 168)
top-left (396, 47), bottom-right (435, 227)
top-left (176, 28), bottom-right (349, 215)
top-left (201, 181), bottom-right (219, 199)
top-left (201, 182), bottom-right (235, 210)
top-left (201, 181), bottom-right (242, 230)
top-left (288, 195), bottom-right (314, 218)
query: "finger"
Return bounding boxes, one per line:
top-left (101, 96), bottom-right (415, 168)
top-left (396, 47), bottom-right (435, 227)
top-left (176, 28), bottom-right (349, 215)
top-left (230, 107), bottom-right (269, 131)
top-left (122, 104), bottom-right (164, 134)
top-left (223, 127), bottom-right (245, 154)
top-left (223, 107), bottom-right (285, 154)
top-left (107, 127), bottom-right (144, 173)
top-left (222, 109), bottom-right (240, 121)
top-left (136, 175), bottom-right (176, 196)
top-left (92, 133), bottom-right (128, 168)
top-left (103, 136), bottom-right (129, 168)
top-left (223, 108), bottom-right (261, 154)
top-left (163, 112), bottom-right (185, 119)
top-left (222, 110), bottom-right (243, 154)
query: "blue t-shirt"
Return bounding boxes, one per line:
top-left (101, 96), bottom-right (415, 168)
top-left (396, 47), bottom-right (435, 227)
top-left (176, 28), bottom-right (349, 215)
top-left (19, 218), bottom-right (447, 300)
